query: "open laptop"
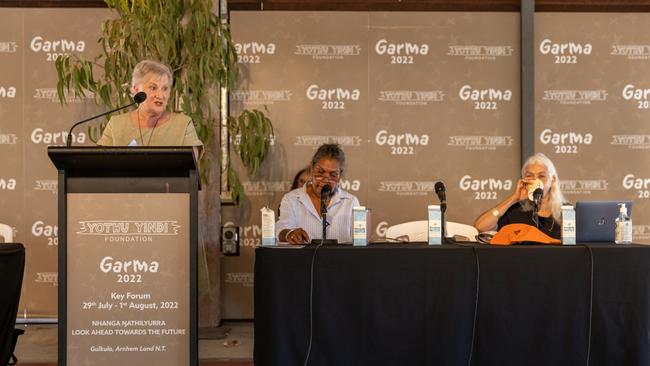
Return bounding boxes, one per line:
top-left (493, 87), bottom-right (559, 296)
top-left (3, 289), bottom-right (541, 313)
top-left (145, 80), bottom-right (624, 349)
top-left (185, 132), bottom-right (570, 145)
top-left (575, 200), bottom-right (632, 243)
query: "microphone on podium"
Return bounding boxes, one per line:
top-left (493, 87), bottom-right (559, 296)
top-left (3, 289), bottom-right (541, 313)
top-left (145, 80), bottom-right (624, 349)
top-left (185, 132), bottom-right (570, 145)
top-left (66, 91), bottom-right (147, 147)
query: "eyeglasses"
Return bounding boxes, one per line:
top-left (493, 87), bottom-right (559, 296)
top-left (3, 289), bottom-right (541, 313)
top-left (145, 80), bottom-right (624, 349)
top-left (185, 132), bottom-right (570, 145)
top-left (312, 166), bottom-right (340, 181)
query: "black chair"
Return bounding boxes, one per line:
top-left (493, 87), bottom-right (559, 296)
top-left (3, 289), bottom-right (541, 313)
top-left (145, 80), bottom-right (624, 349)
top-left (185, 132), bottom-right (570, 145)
top-left (0, 244), bottom-right (25, 366)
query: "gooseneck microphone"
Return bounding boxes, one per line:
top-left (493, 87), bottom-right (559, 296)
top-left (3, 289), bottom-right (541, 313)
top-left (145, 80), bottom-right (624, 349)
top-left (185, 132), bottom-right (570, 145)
top-left (435, 181), bottom-right (447, 212)
top-left (66, 91), bottom-right (147, 147)
top-left (533, 188), bottom-right (543, 210)
top-left (320, 185), bottom-right (332, 240)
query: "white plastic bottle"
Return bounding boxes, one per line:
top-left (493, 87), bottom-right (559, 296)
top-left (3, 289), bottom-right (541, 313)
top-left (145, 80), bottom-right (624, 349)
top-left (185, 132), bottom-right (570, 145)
top-left (561, 205), bottom-right (576, 245)
top-left (614, 203), bottom-right (632, 244)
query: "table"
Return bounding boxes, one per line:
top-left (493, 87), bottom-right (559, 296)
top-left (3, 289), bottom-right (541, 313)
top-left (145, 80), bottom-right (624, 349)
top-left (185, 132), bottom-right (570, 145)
top-left (254, 244), bottom-right (650, 366)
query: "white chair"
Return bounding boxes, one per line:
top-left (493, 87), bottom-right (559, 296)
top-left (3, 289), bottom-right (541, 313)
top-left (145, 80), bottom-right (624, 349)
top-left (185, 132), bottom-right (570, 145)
top-left (0, 223), bottom-right (13, 243)
top-left (385, 220), bottom-right (478, 242)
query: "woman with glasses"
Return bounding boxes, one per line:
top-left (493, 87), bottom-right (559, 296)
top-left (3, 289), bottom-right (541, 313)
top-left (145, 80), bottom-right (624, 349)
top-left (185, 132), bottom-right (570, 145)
top-left (277, 144), bottom-right (360, 244)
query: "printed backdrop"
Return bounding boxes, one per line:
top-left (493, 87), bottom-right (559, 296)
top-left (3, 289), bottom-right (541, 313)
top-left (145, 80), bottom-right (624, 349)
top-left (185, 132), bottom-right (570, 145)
top-left (224, 11), bottom-right (521, 318)
top-left (2, 9), bottom-right (650, 319)
top-left (0, 8), bottom-right (109, 318)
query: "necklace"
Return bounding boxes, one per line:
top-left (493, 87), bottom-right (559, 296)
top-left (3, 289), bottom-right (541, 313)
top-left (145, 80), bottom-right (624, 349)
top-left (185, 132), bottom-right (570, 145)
top-left (136, 110), bottom-right (165, 146)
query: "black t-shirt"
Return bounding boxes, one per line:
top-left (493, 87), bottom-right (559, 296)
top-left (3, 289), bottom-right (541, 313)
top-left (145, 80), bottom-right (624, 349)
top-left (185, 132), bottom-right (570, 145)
top-left (497, 201), bottom-right (561, 239)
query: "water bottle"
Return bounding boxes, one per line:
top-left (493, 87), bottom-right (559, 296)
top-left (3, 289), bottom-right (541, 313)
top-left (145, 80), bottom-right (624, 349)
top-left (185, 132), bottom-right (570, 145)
top-left (615, 203), bottom-right (632, 244)
top-left (352, 206), bottom-right (369, 246)
top-left (428, 205), bottom-right (442, 245)
top-left (260, 206), bottom-right (276, 246)
top-left (561, 204), bottom-right (576, 245)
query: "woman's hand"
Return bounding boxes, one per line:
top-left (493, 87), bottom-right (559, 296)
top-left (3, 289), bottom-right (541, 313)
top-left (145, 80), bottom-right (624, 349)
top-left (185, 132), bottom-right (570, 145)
top-left (285, 228), bottom-right (310, 244)
top-left (512, 178), bottom-right (536, 203)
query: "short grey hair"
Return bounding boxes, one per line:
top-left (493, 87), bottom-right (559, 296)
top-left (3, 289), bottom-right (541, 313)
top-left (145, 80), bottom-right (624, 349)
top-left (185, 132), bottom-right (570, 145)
top-left (310, 143), bottom-right (346, 176)
top-left (131, 60), bottom-right (173, 91)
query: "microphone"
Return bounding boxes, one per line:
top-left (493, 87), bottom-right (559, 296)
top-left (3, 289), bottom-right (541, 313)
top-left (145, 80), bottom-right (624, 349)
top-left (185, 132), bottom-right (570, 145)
top-left (320, 185), bottom-right (332, 210)
top-left (66, 91), bottom-right (147, 147)
top-left (319, 184), bottom-right (332, 242)
top-left (532, 188), bottom-right (543, 209)
top-left (434, 181), bottom-right (447, 241)
top-left (434, 181), bottom-right (446, 205)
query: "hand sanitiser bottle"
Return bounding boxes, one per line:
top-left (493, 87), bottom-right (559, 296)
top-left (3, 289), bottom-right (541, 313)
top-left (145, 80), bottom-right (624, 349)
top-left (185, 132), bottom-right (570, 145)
top-left (615, 203), bottom-right (632, 244)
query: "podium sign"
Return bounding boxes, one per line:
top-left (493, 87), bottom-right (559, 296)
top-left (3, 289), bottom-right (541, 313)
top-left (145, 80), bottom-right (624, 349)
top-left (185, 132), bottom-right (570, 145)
top-left (49, 147), bottom-right (198, 366)
top-left (67, 193), bottom-right (189, 364)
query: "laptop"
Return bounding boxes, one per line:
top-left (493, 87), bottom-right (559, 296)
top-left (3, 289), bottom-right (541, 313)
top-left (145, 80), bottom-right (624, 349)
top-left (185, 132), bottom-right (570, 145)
top-left (575, 200), bottom-right (632, 243)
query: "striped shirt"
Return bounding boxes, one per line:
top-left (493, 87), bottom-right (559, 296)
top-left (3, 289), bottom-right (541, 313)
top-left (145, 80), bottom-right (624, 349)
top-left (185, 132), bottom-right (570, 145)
top-left (276, 185), bottom-right (360, 243)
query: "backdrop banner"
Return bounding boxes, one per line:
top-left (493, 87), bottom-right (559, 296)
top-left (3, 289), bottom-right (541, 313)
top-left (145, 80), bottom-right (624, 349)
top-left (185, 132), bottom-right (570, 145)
top-left (2, 9), bottom-right (650, 320)
top-left (226, 11), bottom-right (520, 318)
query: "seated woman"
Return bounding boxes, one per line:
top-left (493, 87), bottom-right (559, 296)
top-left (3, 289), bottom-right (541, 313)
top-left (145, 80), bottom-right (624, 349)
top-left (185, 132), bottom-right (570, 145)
top-left (473, 153), bottom-right (566, 239)
top-left (276, 144), bottom-right (360, 244)
top-left (97, 59), bottom-right (203, 158)
top-left (290, 166), bottom-right (310, 190)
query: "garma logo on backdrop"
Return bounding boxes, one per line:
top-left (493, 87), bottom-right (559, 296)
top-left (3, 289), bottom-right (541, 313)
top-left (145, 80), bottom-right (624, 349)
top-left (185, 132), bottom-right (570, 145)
top-left (338, 179), bottom-right (361, 192)
top-left (623, 174), bottom-right (650, 199)
top-left (30, 36), bottom-right (85, 62)
top-left (230, 90), bottom-right (291, 105)
top-left (306, 84), bottom-right (360, 110)
top-left (459, 175), bottom-right (513, 201)
top-left (375, 129), bottom-right (429, 155)
top-left (539, 128), bottom-right (592, 154)
top-left (375, 221), bottom-right (389, 238)
top-left (235, 41), bottom-right (275, 64)
top-left (378, 181), bottom-right (436, 196)
top-left (294, 135), bottom-right (362, 147)
top-left (447, 45), bottom-right (514, 61)
top-left (0, 41), bottom-right (18, 53)
top-left (560, 179), bottom-right (608, 195)
top-left (447, 135), bottom-right (513, 151)
top-left (611, 134), bottom-right (650, 150)
top-left (542, 90), bottom-right (607, 105)
top-left (374, 39), bottom-right (429, 65)
top-left (538, 38), bottom-right (592, 64)
top-left (31, 128), bottom-right (86, 145)
top-left (611, 45), bottom-right (650, 60)
top-left (458, 85), bottom-right (512, 110)
top-left (32, 220), bottom-right (58, 247)
top-left (0, 178), bottom-right (16, 190)
top-left (378, 90), bottom-right (444, 106)
top-left (294, 44), bottom-right (361, 60)
top-left (0, 86), bottom-right (16, 98)
top-left (622, 84), bottom-right (650, 109)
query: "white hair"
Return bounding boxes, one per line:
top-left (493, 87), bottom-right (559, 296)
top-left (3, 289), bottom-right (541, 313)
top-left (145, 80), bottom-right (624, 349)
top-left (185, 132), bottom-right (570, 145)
top-left (131, 60), bottom-right (173, 92)
top-left (520, 152), bottom-right (566, 223)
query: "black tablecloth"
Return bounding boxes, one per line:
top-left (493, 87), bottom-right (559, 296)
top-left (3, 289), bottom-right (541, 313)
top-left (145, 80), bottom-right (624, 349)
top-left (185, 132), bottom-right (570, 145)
top-left (254, 244), bottom-right (650, 366)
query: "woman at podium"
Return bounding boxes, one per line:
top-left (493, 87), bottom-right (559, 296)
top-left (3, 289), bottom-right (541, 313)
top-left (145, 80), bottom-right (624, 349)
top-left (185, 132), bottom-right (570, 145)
top-left (276, 144), bottom-right (360, 244)
top-left (473, 153), bottom-right (566, 239)
top-left (96, 60), bottom-right (203, 158)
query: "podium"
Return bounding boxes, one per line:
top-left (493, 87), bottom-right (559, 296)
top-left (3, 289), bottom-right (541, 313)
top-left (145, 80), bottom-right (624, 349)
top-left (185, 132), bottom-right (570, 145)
top-left (48, 147), bottom-right (198, 366)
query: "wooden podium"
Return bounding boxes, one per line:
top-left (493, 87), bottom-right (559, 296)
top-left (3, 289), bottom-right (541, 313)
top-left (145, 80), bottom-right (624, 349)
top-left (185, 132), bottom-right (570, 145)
top-left (49, 147), bottom-right (198, 366)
